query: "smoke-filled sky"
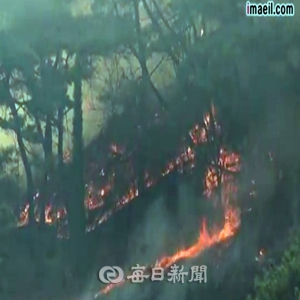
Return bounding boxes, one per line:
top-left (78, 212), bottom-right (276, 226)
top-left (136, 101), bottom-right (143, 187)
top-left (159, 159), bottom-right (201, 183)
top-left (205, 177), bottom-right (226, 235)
top-left (0, 0), bottom-right (94, 148)
top-left (0, 0), bottom-right (174, 152)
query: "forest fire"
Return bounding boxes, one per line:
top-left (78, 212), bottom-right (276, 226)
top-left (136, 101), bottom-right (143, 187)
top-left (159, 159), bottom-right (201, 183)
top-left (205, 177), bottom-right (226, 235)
top-left (95, 106), bottom-right (241, 296)
top-left (96, 150), bottom-right (241, 296)
top-left (17, 105), bottom-right (241, 243)
top-left (97, 207), bottom-right (240, 296)
top-left (14, 104), bottom-right (242, 297)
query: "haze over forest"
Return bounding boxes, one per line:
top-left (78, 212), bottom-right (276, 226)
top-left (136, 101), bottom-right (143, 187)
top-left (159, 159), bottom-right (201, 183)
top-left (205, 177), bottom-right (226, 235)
top-left (0, 1), bottom-right (300, 300)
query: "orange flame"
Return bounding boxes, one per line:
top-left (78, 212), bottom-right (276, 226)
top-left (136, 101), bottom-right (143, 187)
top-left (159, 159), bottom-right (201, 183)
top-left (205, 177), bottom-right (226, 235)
top-left (98, 205), bottom-right (240, 296)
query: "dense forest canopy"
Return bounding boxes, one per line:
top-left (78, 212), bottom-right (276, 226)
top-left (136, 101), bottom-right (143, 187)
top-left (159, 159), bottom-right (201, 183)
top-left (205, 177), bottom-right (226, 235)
top-left (0, 0), bottom-right (300, 300)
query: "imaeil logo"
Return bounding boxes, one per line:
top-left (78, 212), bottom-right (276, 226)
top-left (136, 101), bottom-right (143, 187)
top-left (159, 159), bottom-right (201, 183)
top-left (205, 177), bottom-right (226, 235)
top-left (98, 266), bottom-right (124, 284)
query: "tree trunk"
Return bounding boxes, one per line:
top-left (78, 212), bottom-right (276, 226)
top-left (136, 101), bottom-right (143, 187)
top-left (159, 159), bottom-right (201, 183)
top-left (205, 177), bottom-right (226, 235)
top-left (57, 105), bottom-right (64, 217)
top-left (40, 114), bottom-right (52, 227)
top-left (69, 58), bottom-right (87, 276)
top-left (291, 166), bottom-right (299, 228)
top-left (57, 107), bottom-right (64, 170)
top-left (34, 114), bottom-right (53, 288)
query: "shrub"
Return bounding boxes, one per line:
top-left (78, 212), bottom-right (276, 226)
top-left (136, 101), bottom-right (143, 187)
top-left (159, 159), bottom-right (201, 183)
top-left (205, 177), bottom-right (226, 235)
top-left (247, 231), bottom-right (300, 300)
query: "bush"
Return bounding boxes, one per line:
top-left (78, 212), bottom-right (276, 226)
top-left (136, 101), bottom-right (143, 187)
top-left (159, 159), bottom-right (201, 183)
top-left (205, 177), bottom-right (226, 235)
top-left (247, 231), bottom-right (300, 300)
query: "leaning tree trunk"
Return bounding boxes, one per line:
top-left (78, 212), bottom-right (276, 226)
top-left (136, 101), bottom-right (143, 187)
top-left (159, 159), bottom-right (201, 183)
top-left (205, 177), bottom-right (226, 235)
top-left (8, 100), bottom-right (35, 227)
top-left (142, 0), bottom-right (180, 66)
top-left (69, 58), bottom-right (87, 277)
top-left (133, 0), bottom-right (166, 108)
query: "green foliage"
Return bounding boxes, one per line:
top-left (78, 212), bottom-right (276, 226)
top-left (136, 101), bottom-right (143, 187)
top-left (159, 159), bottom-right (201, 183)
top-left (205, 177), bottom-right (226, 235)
top-left (0, 116), bottom-right (25, 132)
top-left (21, 124), bottom-right (44, 144)
top-left (248, 232), bottom-right (300, 300)
top-left (0, 32), bottom-right (38, 73)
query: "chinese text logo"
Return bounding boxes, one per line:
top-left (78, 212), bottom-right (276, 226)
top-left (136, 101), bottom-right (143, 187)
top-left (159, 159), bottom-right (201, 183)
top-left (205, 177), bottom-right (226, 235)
top-left (98, 264), bottom-right (207, 284)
